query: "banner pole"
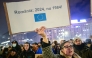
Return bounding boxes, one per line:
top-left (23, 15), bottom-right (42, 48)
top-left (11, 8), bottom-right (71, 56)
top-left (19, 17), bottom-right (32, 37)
top-left (3, 2), bottom-right (12, 35)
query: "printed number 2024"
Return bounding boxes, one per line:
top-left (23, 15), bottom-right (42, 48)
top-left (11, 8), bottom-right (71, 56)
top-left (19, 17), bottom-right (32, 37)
top-left (35, 8), bottom-right (45, 12)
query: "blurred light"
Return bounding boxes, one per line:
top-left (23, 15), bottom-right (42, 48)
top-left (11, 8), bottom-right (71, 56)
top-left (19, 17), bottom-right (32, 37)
top-left (62, 29), bottom-right (64, 31)
top-left (83, 29), bottom-right (86, 31)
top-left (13, 35), bottom-right (16, 37)
top-left (30, 39), bottom-right (33, 41)
top-left (64, 31), bottom-right (68, 35)
top-left (58, 38), bottom-right (64, 42)
top-left (80, 19), bottom-right (86, 22)
top-left (54, 30), bottom-right (57, 33)
top-left (58, 33), bottom-right (60, 35)
top-left (60, 30), bottom-right (62, 31)
top-left (61, 31), bottom-right (69, 37)
top-left (85, 24), bottom-right (88, 25)
top-left (1, 40), bottom-right (10, 44)
top-left (86, 29), bottom-right (89, 31)
top-left (6, 43), bottom-right (8, 45)
top-left (24, 33), bottom-right (26, 34)
top-left (8, 37), bottom-right (10, 39)
top-left (79, 34), bottom-right (81, 36)
top-left (71, 19), bottom-right (86, 24)
top-left (75, 34), bottom-right (78, 36)
top-left (22, 39), bottom-right (29, 42)
top-left (75, 26), bottom-right (80, 28)
top-left (2, 36), bottom-right (5, 38)
top-left (22, 37), bottom-right (24, 39)
top-left (49, 32), bottom-right (51, 34)
top-left (6, 41), bottom-right (10, 42)
top-left (71, 20), bottom-right (78, 23)
top-left (57, 36), bottom-right (59, 38)
top-left (75, 34), bottom-right (81, 37)
top-left (59, 30), bottom-right (61, 32)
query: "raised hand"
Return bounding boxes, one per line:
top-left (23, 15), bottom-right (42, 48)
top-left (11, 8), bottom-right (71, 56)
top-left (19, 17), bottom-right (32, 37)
top-left (35, 26), bottom-right (48, 43)
top-left (35, 26), bottom-right (46, 37)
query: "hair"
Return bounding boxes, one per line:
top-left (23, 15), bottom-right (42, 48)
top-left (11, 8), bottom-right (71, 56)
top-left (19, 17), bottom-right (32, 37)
top-left (12, 40), bottom-right (18, 45)
top-left (24, 42), bottom-right (31, 47)
top-left (32, 42), bottom-right (38, 45)
top-left (86, 39), bottom-right (91, 44)
top-left (54, 41), bottom-right (58, 45)
top-left (70, 39), bottom-right (73, 40)
top-left (73, 37), bottom-right (82, 43)
top-left (60, 41), bottom-right (70, 49)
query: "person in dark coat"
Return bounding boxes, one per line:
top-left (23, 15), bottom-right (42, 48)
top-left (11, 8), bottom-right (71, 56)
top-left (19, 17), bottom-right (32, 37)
top-left (73, 37), bottom-right (92, 58)
top-left (11, 40), bottom-right (21, 55)
top-left (20, 42), bottom-right (35, 58)
top-left (85, 39), bottom-right (92, 50)
top-left (7, 49), bottom-right (19, 58)
top-left (52, 41), bottom-right (60, 54)
top-left (2, 48), bottom-right (8, 58)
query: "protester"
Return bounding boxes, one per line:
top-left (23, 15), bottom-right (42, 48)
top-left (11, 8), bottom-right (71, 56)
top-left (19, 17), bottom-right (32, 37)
top-left (12, 40), bottom-right (21, 55)
top-left (7, 49), bottom-right (19, 58)
top-left (73, 37), bottom-right (92, 58)
top-left (20, 42), bottom-right (35, 58)
top-left (35, 26), bottom-right (81, 58)
top-left (32, 43), bottom-right (42, 54)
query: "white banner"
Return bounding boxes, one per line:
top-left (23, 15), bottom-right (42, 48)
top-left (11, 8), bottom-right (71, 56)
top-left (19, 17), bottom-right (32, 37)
top-left (5, 0), bottom-right (70, 34)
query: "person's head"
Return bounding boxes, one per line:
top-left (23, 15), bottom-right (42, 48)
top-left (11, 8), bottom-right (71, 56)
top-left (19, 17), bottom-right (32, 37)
top-left (60, 40), bottom-right (65, 45)
top-left (12, 40), bottom-right (18, 47)
top-left (32, 43), bottom-right (38, 48)
top-left (3, 48), bottom-right (8, 54)
top-left (32, 43), bottom-right (39, 52)
top-left (86, 39), bottom-right (91, 47)
top-left (60, 41), bottom-right (74, 56)
top-left (10, 49), bottom-right (17, 56)
top-left (57, 44), bottom-right (60, 49)
top-left (23, 42), bottom-right (30, 51)
top-left (69, 39), bottom-right (73, 44)
top-left (38, 42), bottom-right (41, 47)
top-left (74, 37), bottom-right (82, 45)
top-left (54, 41), bottom-right (58, 45)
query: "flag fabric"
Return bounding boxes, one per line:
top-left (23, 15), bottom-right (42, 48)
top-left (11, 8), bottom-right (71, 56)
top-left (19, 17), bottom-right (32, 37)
top-left (34, 13), bottom-right (46, 22)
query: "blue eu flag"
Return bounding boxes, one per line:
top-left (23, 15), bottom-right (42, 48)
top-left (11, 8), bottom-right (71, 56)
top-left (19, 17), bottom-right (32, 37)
top-left (34, 13), bottom-right (46, 22)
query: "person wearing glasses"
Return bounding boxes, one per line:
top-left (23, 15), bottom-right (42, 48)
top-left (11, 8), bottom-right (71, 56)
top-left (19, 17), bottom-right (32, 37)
top-left (35, 26), bottom-right (81, 58)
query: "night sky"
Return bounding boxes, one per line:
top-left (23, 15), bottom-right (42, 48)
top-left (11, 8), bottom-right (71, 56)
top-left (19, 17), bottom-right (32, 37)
top-left (0, 0), bottom-right (91, 43)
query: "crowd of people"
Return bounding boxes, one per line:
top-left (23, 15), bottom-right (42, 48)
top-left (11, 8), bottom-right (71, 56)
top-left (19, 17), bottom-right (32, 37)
top-left (0, 27), bottom-right (92, 58)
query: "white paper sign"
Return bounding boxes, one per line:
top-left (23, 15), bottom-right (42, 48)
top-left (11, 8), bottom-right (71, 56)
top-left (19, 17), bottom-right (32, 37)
top-left (5, 0), bottom-right (70, 34)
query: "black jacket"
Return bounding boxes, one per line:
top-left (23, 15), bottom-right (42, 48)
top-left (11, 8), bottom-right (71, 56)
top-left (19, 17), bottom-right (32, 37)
top-left (20, 50), bottom-right (35, 58)
top-left (74, 43), bottom-right (92, 58)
